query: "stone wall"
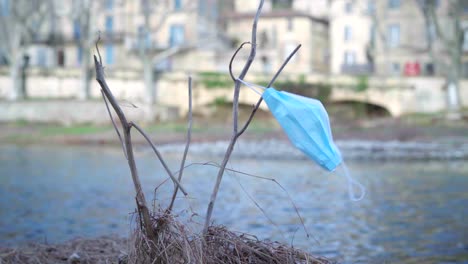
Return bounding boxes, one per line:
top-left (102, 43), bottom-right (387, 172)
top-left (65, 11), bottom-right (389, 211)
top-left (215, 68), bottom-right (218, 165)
top-left (0, 68), bottom-right (467, 124)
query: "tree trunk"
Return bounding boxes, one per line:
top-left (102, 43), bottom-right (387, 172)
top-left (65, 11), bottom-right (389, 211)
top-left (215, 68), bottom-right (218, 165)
top-left (78, 44), bottom-right (92, 100)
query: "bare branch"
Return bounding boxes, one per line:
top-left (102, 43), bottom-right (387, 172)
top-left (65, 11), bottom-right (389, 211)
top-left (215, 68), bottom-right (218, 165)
top-left (229, 42), bottom-right (251, 81)
top-left (168, 76), bottom-right (193, 212)
top-left (130, 122), bottom-right (188, 196)
top-left (203, 0), bottom-right (264, 234)
top-left (94, 55), bottom-right (155, 241)
top-left (179, 161), bottom-right (316, 243)
top-left (415, 0), bottom-right (453, 74)
top-left (427, 2), bottom-right (451, 47)
top-left (96, 33), bottom-right (103, 65)
top-left (100, 89), bottom-right (127, 160)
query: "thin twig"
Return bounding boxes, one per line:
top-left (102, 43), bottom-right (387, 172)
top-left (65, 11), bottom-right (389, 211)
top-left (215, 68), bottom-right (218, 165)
top-left (94, 55), bottom-right (154, 241)
top-left (229, 42), bottom-right (251, 81)
top-left (135, 197), bottom-right (144, 232)
top-left (100, 89), bottom-right (127, 160)
top-left (95, 32), bottom-right (102, 64)
top-left (167, 76), bottom-right (193, 212)
top-left (130, 122), bottom-right (188, 196)
top-left (203, 0), bottom-right (264, 234)
top-left (228, 166), bottom-right (288, 242)
top-left (178, 161), bottom-right (315, 242)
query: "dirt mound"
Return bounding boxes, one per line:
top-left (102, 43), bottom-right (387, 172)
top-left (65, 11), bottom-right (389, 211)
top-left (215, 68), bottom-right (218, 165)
top-left (0, 236), bottom-right (127, 264)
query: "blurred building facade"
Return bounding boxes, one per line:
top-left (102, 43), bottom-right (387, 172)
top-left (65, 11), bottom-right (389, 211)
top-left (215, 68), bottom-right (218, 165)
top-left (224, 0), bottom-right (330, 74)
top-left (0, 0), bottom-right (223, 72)
top-left (1, 0), bottom-right (468, 79)
top-left (330, 0), bottom-right (468, 78)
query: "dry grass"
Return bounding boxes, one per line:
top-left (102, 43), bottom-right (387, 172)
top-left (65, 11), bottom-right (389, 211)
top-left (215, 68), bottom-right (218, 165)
top-left (127, 212), bottom-right (334, 264)
top-left (0, 212), bottom-right (333, 264)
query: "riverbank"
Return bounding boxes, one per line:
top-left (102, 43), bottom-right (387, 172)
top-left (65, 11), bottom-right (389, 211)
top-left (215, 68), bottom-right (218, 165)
top-left (0, 236), bottom-right (128, 263)
top-left (2, 115), bottom-right (468, 160)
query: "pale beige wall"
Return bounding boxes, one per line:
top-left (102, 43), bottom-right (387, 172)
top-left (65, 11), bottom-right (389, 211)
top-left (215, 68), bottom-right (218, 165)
top-left (1, 69), bottom-right (466, 117)
top-left (234, 0), bottom-right (329, 18)
top-left (226, 15), bottom-right (328, 74)
top-left (56, 0), bottom-right (215, 71)
top-left (293, 0), bottom-right (329, 18)
top-left (372, 0), bottom-right (454, 76)
top-left (330, 0), bottom-right (372, 74)
top-left (234, 0), bottom-right (271, 12)
top-left (310, 22), bottom-right (330, 73)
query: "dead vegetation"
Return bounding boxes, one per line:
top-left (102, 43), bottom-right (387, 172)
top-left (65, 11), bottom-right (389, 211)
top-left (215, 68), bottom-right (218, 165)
top-left (1, 1), bottom-right (335, 263)
top-left (93, 0), bottom-right (333, 263)
top-left (127, 212), bottom-right (332, 264)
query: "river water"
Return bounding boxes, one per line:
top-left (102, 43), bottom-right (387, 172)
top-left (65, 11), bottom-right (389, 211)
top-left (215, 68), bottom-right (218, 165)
top-left (0, 145), bottom-right (467, 263)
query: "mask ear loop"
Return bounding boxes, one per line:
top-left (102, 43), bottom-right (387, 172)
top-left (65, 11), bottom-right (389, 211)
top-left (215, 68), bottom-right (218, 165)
top-left (236, 78), bottom-right (266, 96)
top-left (340, 162), bottom-right (366, 201)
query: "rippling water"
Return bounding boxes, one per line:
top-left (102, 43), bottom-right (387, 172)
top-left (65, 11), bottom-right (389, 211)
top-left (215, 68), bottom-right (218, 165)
top-left (0, 145), bottom-right (467, 263)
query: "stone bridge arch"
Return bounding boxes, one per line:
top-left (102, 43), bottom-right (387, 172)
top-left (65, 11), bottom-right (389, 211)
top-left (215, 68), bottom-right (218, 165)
top-left (329, 88), bottom-right (408, 116)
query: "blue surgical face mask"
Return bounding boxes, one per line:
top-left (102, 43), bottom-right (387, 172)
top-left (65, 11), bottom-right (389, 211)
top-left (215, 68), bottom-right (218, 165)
top-left (262, 88), bottom-right (342, 171)
top-left (237, 79), bottom-right (365, 201)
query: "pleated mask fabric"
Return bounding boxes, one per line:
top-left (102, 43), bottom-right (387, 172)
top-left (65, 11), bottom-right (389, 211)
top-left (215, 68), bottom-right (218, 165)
top-left (262, 87), bottom-right (342, 171)
top-left (236, 79), bottom-right (365, 200)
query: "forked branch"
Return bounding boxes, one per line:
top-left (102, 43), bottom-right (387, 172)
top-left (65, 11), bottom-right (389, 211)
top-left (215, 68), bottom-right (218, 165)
top-left (94, 55), bottom-right (155, 240)
top-left (94, 54), bottom-right (188, 240)
top-left (203, 0), bottom-right (301, 234)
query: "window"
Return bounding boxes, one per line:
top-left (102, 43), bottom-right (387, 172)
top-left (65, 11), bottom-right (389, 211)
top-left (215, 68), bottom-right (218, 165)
top-left (0, 53), bottom-right (8, 65)
top-left (391, 62), bottom-right (400, 74)
top-left (105, 44), bottom-right (114, 65)
top-left (367, 0), bottom-right (375, 14)
top-left (57, 50), bottom-right (65, 67)
top-left (261, 56), bottom-right (272, 74)
top-left (425, 63), bottom-right (434, 76)
top-left (169, 24), bottom-right (185, 47)
top-left (105, 0), bottom-right (113, 11)
top-left (427, 23), bottom-right (436, 42)
top-left (272, 0), bottom-right (292, 9)
top-left (198, 0), bottom-right (206, 15)
top-left (344, 51), bottom-right (356, 65)
top-left (138, 25), bottom-right (151, 48)
top-left (370, 24), bottom-right (376, 46)
top-left (345, 1), bottom-right (353, 13)
top-left (463, 62), bottom-right (468, 78)
top-left (174, 0), bottom-right (182, 10)
top-left (344, 25), bottom-right (352, 41)
top-left (463, 30), bottom-right (468, 51)
top-left (1, 0), bottom-right (9, 16)
top-left (260, 31), bottom-right (269, 48)
top-left (105, 16), bottom-right (113, 33)
top-left (388, 0), bottom-right (400, 9)
top-left (37, 48), bottom-right (47, 67)
top-left (77, 46), bottom-right (83, 65)
top-left (387, 24), bottom-right (400, 47)
top-left (73, 20), bottom-right (81, 40)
